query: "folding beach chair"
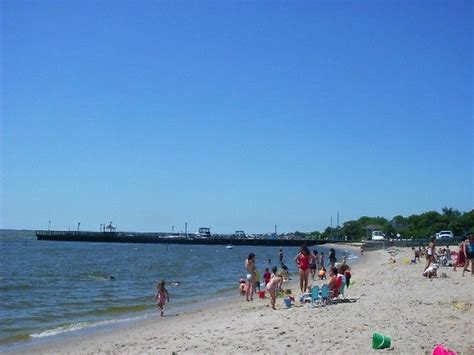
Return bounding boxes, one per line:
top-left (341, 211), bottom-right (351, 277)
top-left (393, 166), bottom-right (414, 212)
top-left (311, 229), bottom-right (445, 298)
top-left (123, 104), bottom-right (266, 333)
top-left (320, 284), bottom-right (330, 305)
top-left (309, 285), bottom-right (321, 308)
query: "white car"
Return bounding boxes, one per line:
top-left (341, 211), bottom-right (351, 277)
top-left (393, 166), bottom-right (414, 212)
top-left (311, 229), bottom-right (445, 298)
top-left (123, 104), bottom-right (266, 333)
top-left (436, 231), bottom-right (454, 239)
top-left (371, 230), bottom-right (385, 241)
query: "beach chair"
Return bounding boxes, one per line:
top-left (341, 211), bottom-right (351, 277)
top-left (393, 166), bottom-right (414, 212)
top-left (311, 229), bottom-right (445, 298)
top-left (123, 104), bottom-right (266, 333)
top-left (309, 285), bottom-right (321, 308)
top-left (320, 284), bottom-right (331, 305)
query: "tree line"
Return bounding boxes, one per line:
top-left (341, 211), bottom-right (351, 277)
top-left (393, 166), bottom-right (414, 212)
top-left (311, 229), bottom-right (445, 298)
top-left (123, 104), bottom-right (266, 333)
top-left (304, 207), bottom-right (474, 241)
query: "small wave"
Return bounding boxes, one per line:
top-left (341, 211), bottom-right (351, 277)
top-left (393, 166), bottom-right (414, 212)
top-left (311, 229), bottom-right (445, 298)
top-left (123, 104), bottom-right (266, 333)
top-left (87, 304), bottom-right (152, 316)
top-left (30, 317), bottom-right (135, 339)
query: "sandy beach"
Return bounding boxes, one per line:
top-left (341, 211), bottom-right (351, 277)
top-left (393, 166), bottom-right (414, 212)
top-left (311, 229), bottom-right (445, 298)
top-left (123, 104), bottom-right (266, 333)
top-left (8, 245), bottom-right (474, 355)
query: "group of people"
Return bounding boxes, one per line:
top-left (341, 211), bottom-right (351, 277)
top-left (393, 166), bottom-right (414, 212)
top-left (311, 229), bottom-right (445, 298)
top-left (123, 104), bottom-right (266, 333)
top-left (243, 246), bottom-right (352, 309)
top-left (294, 246), bottom-right (351, 299)
top-left (422, 234), bottom-right (474, 278)
top-left (294, 246), bottom-right (346, 293)
top-left (243, 253), bottom-right (284, 309)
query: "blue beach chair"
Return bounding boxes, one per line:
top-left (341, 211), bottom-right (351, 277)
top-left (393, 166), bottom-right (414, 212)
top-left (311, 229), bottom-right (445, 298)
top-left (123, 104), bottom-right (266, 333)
top-left (309, 285), bottom-right (321, 308)
top-left (320, 284), bottom-right (330, 305)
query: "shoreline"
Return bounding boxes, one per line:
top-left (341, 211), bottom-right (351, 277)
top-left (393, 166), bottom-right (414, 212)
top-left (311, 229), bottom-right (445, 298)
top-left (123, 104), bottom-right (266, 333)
top-left (2, 244), bottom-right (357, 353)
top-left (6, 246), bottom-right (473, 354)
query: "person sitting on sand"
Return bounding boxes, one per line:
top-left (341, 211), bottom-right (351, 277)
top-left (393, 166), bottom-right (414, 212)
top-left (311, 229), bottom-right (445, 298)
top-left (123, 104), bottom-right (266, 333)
top-left (413, 247), bottom-right (421, 263)
top-left (328, 267), bottom-right (341, 298)
top-left (423, 263), bottom-right (439, 279)
top-left (266, 272), bottom-right (283, 310)
top-left (154, 280), bottom-right (170, 317)
top-left (318, 266), bottom-right (326, 280)
top-left (445, 245), bottom-right (452, 266)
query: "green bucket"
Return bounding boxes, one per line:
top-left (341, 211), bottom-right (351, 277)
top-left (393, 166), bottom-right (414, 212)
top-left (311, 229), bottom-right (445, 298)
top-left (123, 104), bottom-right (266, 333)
top-left (372, 332), bottom-right (391, 349)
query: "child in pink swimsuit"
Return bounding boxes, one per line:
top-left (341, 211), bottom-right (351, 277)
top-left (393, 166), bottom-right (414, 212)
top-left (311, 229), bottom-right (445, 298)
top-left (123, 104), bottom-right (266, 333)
top-left (155, 280), bottom-right (170, 317)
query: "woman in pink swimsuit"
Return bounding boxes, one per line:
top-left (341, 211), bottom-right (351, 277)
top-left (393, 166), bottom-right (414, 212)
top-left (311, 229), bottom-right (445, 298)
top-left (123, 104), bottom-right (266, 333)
top-left (294, 246), bottom-right (313, 294)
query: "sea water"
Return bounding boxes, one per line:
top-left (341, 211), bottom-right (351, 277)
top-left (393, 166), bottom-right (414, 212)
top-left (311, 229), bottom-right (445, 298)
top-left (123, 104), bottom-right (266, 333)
top-left (0, 230), bottom-right (357, 349)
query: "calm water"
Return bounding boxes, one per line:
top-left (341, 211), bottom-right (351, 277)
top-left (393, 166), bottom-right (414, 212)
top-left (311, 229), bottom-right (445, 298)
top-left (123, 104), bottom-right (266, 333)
top-left (0, 230), bottom-right (357, 349)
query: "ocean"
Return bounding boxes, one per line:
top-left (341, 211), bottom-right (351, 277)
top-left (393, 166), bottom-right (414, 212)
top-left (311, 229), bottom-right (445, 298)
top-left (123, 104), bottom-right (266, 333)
top-left (0, 230), bottom-right (358, 350)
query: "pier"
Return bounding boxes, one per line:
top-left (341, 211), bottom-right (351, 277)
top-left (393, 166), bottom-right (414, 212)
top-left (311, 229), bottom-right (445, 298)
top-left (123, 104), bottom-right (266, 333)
top-left (36, 230), bottom-right (325, 247)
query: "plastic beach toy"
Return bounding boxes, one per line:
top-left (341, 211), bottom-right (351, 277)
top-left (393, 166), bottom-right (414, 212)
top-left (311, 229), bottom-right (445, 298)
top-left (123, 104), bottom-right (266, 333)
top-left (372, 332), bottom-right (391, 349)
top-left (283, 298), bottom-right (292, 308)
top-left (432, 344), bottom-right (458, 355)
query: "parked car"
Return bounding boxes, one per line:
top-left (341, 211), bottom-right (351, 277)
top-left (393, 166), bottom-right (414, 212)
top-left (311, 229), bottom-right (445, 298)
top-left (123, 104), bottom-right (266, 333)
top-left (371, 230), bottom-right (385, 241)
top-left (436, 230), bottom-right (454, 239)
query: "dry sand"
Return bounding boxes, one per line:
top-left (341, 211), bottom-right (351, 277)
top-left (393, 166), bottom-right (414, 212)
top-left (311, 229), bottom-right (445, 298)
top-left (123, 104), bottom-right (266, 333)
top-left (8, 246), bottom-right (474, 354)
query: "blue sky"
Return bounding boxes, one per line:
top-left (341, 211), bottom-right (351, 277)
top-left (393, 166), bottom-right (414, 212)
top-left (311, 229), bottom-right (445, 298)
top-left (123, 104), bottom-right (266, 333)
top-left (1, 1), bottom-right (472, 233)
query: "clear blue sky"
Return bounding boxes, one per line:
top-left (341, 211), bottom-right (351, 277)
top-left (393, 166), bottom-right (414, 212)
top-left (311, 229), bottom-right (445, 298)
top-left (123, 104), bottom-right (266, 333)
top-left (1, 1), bottom-right (472, 233)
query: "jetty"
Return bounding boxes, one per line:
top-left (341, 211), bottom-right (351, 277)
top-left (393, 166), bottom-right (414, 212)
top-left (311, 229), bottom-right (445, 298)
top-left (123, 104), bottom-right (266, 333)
top-left (36, 230), bottom-right (325, 247)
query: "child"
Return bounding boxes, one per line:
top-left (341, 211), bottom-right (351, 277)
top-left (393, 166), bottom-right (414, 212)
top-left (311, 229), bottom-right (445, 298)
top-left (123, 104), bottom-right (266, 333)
top-left (280, 263), bottom-right (290, 281)
top-left (412, 247), bottom-right (420, 263)
top-left (239, 278), bottom-right (247, 295)
top-left (423, 263), bottom-right (439, 279)
top-left (154, 280), bottom-right (170, 317)
top-left (254, 270), bottom-right (261, 292)
top-left (341, 264), bottom-right (351, 288)
top-left (318, 266), bottom-right (326, 280)
top-left (263, 268), bottom-right (271, 286)
top-left (266, 272), bottom-right (283, 310)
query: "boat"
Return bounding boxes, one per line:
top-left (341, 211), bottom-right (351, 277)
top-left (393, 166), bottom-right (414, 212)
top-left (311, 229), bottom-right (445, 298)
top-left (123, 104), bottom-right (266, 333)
top-left (225, 244), bottom-right (233, 249)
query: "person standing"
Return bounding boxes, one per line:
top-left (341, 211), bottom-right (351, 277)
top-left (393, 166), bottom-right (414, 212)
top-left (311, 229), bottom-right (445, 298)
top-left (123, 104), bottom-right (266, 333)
top-left (453, 237), bottom-right (467, 271)
top-left (245, 253), bottom-right (256, 301)
top-left (278, 249), bottom-right (284, 265)
top-left (310, 250), bottom-right (318, 280)
top-left (462, 235), bottom-right (474, 277)
top-left (329, 248), bottom-right (337, 268)
top-left (154, 280), bottom-right (170, 317)
top-left (423, 237), bottom-right (436, 274)
top-left (294, 246), bottom-right (313, 294)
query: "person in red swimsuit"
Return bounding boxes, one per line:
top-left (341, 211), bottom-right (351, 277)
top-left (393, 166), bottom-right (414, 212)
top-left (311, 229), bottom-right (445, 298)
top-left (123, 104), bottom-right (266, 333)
top-left (294, 245), bottom-right (314, 294)
top-left (453, 237), bottom-right (467, 271)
